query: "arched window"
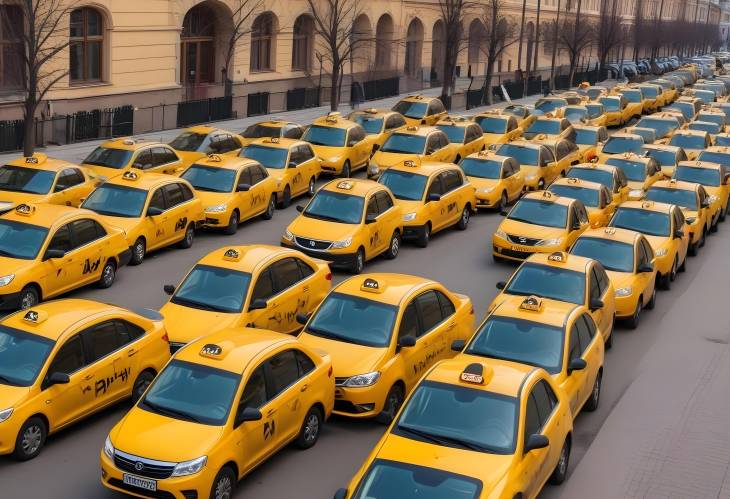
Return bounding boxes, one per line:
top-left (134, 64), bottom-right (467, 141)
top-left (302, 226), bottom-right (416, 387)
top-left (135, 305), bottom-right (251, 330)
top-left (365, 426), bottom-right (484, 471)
top-left (375, 14), bottom-right (394, 69)
top-left (181, 4), bottom-right (216, 85)
top-left (69, 7), bottom-right (104, 83)
top-left (0, 5), bottom-right (23, 89)
top-left (431, 20), bottom-right (445, 83)
top-left (404, 18), bottom-right (423, 77)
top-left (251, 13), bottom-right (276, 72)
top-left (292, 15), bottom-right (314, 71)
top-left (468, 20), bottom-right (486, 67)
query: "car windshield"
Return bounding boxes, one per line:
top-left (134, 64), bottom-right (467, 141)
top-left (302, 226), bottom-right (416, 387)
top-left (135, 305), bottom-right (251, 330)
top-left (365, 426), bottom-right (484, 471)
top-left (674, 166), bottom-right (721, 186)
top-left (0, 166), bottom-right (56, 194)
top-left (169, 132), bottom-right (208, 152)
top-left (610, 207), bottom-right (670, 237)
top-left (240, 144), bottom-right (288, 169)
top-left (549, 184), bottom-right (600, 207)
top-left (507, 199), bottom-right (568, 228)
top-left (629, 129), bottom-right (655, 144)
top-left (505, 262), bottom-right (586, 304)
top-left (636, 118), bottom-right (678, 138)
top-left (0, 220), bottom-right (48, 259)
top-left (572, 238), bottom-right (634, 272)
top-left (475, 116), bottom-right (508, 134)
top-left (670, 134), bottom-right (706, 150)
top-left (459, 158), bottom-right (501, 179)
top-left (696, 114), bottom-right (725, 127)
top-left (603, 136), bottom-right (643, 154)
top-left (666, 103), bottom-right (694, 118)
top-left (698, 151), bottom-right (730, 167)
top-left (645, 187), bottom-right (697, 210)
top-left (82, 147), bottom-right (133, 169)
top-left (171, 265), bottom-right (251, 313)
top-left (379, 169), bottom-right (428, 201)
top-left (586, 104), bottom-right (603, 117)
top-left (81, 184), bottom-right (148, 218)
top-left (599, 97), bottom-right (621, 111)
top-left (0, 326), bottom-right (54, 386)
top-left (621, 90), bottom-right (643, 103)
top-left (140, 360), bottom-right (240, 426)
top-left (304, 190), bottom-right (364, 224)
top-left (496, 144), bottom-right (538, 166)
top-left (304, 293), bottom-right (397, 348)
top-left (181, 165), bottom-right (237, 193)
top-left (605, 158), bottom-right (648, 182)
top-left (352, 460), bottom-right (482, 499)
top-left (716, 135), bottom-right (730, 146)
top-left (535, 99), bottom-right (566, 113)
top-left (689, 122), bottom-right (721, 134)
top-left (380, 134), bottom-right (426, 154)
top-left (641, 147), bottom-right (677, 167)
top-left (241, 124), bottom-right (281, 139)
top-left (395, 381), bottom-right (517, 454)
top-left (351, 115), bottom-right (383, 134)
top-left (436, 125), bottom-right (466, 143)
top-left (466, 316), bottom-right (564, 374)
top-left (573, 127), bottom-right (598, 145)
top-left (564, 108), bottom-right (587, 123)
top-left (392, 100), bottom-right (428, 119)
top-left (302, 125), bottom-right (346, 147)
top-left (566, 168), bottom-right (613, 190)
top-left (525, 120), bottom-right (561, 137)
top-left (640, 86), bottom-right (659, 98)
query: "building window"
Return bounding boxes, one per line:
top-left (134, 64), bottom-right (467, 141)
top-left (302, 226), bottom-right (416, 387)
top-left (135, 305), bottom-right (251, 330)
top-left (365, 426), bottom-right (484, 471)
top-left (0, 5), bottom-right (24, 90)
top-left (251, 13), bottom-right (276, 72)
top-left (292, 15), bottom-right (313, 71)
top-left (69, 8), bottom-right (104, 83)
top-left (181, 4), bottom-right (216, 86)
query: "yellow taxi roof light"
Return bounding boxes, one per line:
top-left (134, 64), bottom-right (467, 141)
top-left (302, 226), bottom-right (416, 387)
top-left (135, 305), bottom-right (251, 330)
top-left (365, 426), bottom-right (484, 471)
top-left (641, 201), bottom-right (654, 208)
top-left (207, 153), bottom-right (223, 162)
top-left (22, 309), bottom-right (48, 325)
top-left (122, 171), bottom-right (140, 181)
top-left (24, 154), bottom-right (47, 165)
top-left (547, 252), bottom-right (567, 263)
top-left (519, 295), bottom-right (543, 312)
top-left (200, 343), bottom-right (224, 359)
top-left (361, 278), bottom-right (384, 293)
top-left (222, 248), bottom-right (242, 261)
top-left (604, 227), bottom-right (616, 235)
top-left (365, 108), bottom-right (378, 114)
top-left (460, 363), bottom-right (490, 385)
top-left (15, 203), bottom-right (35, 216)
top-left (336, 180), bottom-right (354, 190)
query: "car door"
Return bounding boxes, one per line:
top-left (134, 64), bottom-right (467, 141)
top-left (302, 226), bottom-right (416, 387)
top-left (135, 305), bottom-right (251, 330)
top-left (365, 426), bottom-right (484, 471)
top-left (636, 236), bottom-right (656, 298)
top-left (233, 364), bottom-right (275, 473)
top-left (374, 190), bottom-right (400, 248)
top-left (69, 218), bottom-right (106, 286)
top-left (394, 300), bottom-right (425, 391)
top-left (131, 149), bottom-right (154, 171)
top-left (575, 314), bottom-right (603, 412)
top-left (298, 144), bottom-right (320, 189)
top-left (347, 126), bottom-right (369, 166)
top-left (247, 266), bottom-right (281, 331)
top-left (505, 159), bottom-right (524, 200)
top-left (520, 379), bottom-right (561, 498)
top-left (410, 290), bottom-right (449, 377)
top-left (41, 224), bottom-right (76, 296)
top-left (425, 173), bottom-right (447, 230)
top-left (246, 165), bottom-right (270, 216)
top-left (263, 350), bottom-right (308, 448)
top-left (287, 146), bottom-right (306, 196)
top-left (464, 124), bottom-right (484, 156)
top-left (435, 133), bottom-right (455, 162)
top-left (142, 187), bottom-right (168, 250)
top-left (563, 319), bottom-right (587, 416)
top-left (587, 263), bottom-right (610, 336)
top-left (268, 258), bottom-right (311, 334)
top-left (160, 183), bottom-right (190, 245)
top-left (424, 134), bottom-right (441, 161)
top-left (364, 194), bottom-right (384, 258)
top-left (439, 169), bottom-right (463, 227)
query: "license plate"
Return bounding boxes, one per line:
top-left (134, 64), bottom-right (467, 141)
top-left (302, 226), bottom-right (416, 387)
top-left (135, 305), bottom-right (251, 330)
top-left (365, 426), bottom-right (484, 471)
top-left (510, 245), bottom-right (530, 252)
top-left (123, 474), bottom-right (157, 491)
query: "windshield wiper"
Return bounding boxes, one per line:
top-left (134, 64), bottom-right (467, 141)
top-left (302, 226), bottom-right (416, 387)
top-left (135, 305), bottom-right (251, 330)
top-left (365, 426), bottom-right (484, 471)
top-left (303, 212), bottom-right (347, 223)
top-left (171, 296), bottom-right (230, 312)
top-left (305, 326), bottom-right (361, 344)
top-left (141, 399), bottom-right (203, 423)
top-left (398, 425), bottom-right (490, 452)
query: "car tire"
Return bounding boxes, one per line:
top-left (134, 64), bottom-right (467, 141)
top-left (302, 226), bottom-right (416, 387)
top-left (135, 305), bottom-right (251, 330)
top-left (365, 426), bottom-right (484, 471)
top-left (678, 254), bottom-right (687, 273)
top-left (13, 417), bottom-right (47, 461)
top-left (262, 196), bottom-right (275, 220)
top-left (350, 248), bottom-right (365, 274)
top-left (720, 204), bottom-right (727, 222)
top-left (583, 370), bottom-right (602, 412)
top-left (646, 287), bottom-right (657, 310)
top-left (278, 185), bottom-right (291, 209)
top-left (537, 179), bottom-right (545, 190)
top-left (97, 260), bottom-right (116, 289)
top-left (132, 370), bottom-right (155, 403)
top-left (376, 384), bottom-right (404, 425)
top-left (699, 228), bottom-right (707, 247)
top-left (341, 160), bottom-right (351, 178)
top-left (605, 326), bottom-right (614, 349)
top-left (456, 205), bottom-right (470, 230)
top-left (688, 240), bottom-right (699, 257)
top-left (626, 299), bottom-right (642, 330)
top-left (416, 223), bottom-right (431, 248)
top-left (18, 286), bottom-right (39, 310)
top-left (308, 177), bottom-right (316, 197)
top-left (295, 406), bottom-right (323, 450)
top-left (498, 191), bottom-right (508, 212)
top-left (130, 238), bottom-right (145, 265)
top-left (177, 224), bottom-right (194, 249)
top-left (711, 217), bottom-right (719, 233)
top-left (224, 210), bottom-right (239, 235)
top-left (384, 231), bottom-right (400, 260)
top-left (210, 466), bottom-right (236, 499)
top-left (548, 438), bottom-right (571, 485)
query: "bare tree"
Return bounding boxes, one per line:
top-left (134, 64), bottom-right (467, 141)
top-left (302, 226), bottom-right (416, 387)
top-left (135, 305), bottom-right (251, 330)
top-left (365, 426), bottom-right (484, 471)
top-left (437, 0), bottom-right (472, 107)
top-left (631, 0), bottom-right (645, 63)
top-left (548, 0), bottom-right (562, 90)
top-left (222, 0), bottom-right (264, 96)
top-left (595, 0), bottom-right (623, 77)
top-left (555, 0), bottom-right (593, 87)
top-left (306, 0), bottom-right (363, 111)
top-left (478, 0), bottom-right (518, 104)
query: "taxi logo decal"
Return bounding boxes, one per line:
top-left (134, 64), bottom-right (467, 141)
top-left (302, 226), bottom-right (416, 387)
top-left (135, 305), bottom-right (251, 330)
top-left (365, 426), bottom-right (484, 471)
top-left (23, 310), bottom-right (40, 323)
top-left (94, 367), bottom-right (131, 397)
top-left (122, 171), bottom-right (139, 181)
top-left (460, 363), bottom-right (486, 385)
top-left (24, 156), bottom-right (39, 164)
top-left (201, 344), bottom-right (223, 357)
top-left (207, 154), bottom-right (222, 162)
top-left (362, 278), bottom-right (379, 291)
top-left (250, 193), bottom-right (265, 207)
top-left (547, 252), bottom-right (567, 263)
top-left (82, 258), bottom-right (101, 275)
top-left (369, 231), bottom-right (380, 248)
top-left (336, 181), bottom-right (354, 190)
top-left (520, 295), bottom-right (543, 312)
top-left (412, 345), bottom-right (445, 376)
top-left (174, 217), bottom-right (188, 232)
top-left (15, 204), bottom-right (34, 216)
top-left (223, 248), bottom-right (241, 260)
top-left (264, 420), bottom-right (276, 440)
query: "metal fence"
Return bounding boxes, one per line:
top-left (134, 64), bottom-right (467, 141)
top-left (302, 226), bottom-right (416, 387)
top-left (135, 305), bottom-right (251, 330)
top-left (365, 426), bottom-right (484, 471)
top-left (177, 96), bottom-right (233, 127)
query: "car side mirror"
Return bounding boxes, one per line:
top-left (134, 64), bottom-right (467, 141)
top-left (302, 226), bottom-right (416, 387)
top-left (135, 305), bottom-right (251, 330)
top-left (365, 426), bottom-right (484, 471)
top-left (524, 434), bottom-right (549, 453)
top-left (427, 193), bottom-right (441, 202)
top-left (237, 184), bottom-right (251, 192)
top-left (296, 205), bottom-right (305, 213)
top-left (589, 298), bottom-right (604, 311)
top-left (43, 249), bottom-right (65, 261)
top-left (568, 357), bottom-right (587, 374)
top-left (296, 313), bottom-right (309, 325)
top-left (365, 213), bottom-right (377, 224)
top-left (451, 339), bottom-right (466, 352)
top-left (163, 284), bottom-right (175, 296)
top-left (248, 298), bottom-right (267, 311)
top-left (638, 263), bottom-right (654, 273)
top-left (47, 372), bottom-right (70, 387)
top-left (235, 406), bottom-right (263, 426)
top-left (398, 336), bottom-right (417, 349)
top-left (496, 281), bottom-right (506, 290)
top-left (674, 228), bottom-right (684, 239)
top-left (334, 489), bottom-right (348, 499)
top-left (724, 173), bottom-right (730, 184)
top-left (288, 162), bottom-right (297, 168)
top-left (147, 206), bottom-right (164, 217)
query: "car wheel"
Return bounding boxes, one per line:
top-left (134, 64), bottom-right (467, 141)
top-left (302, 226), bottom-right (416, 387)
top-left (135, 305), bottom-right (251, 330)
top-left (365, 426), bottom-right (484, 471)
top-left (350, 248), bottom-right (365, 274)
top-left (341, 160), bottom-right (351, 178)
top-left (688, 239), bottom-right (699, 256)
top-left (416, 223), bottom-right (431, 248)
top-left (384, 231), bottom-right (400, 260)
top-left (499, 191), bottom-right (508, 212)
top-left (711, 217), bottom-right (719, 233)
top-left (308, 177), bottom-right (316, 197)
top-left (548, 438), bottom-right (571, 485)
top-left (646, 287), bottom-right (657, 310)
top-left (262, 196), bottom-right (275, 220)
top-left (669, 256), bottom-right (678, 283)
top-left (678, 254), bottom-right (687, 273)
top-left (18, 286), bottom-right (39, 310)
top-left (210, 466), bottom-right (236, 499)
top-left (178, 224), bottom-right (194, 249)
top-left (699, 228), bottom-right (707, 247)
top-left (97, 260), bottom-right (116, 289)
top-left (537, 179), bottom-right (545, 190)
top-left (295, 406), bottom-right (323, 449)
top-left (626, 299), bottom-right (642, 330)
top-left (132, 370), bottom-right (155, 403)
top-left (605, 322), bottom-right (614, 349)
top-left (583, 370), bottom-right (602, 412)
top-left (130, 238), bottom-right (145, 265)
top-left (720, 204), bottom-right (727, 222)
top-left (278, 185), bottom-right (291, 209)
top-left (376, 384), bottom-right (404, 425)
top-left (224, 210), bottom-right (239, 235)
top-left (457, 206), bottom-right (470, 230)
top-left (13, 417), bottom-right (47, 461)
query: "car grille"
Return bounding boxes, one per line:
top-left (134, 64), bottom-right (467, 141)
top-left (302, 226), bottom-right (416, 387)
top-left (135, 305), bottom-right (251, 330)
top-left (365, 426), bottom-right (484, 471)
top-left (114, 450), bottom-right (176, 479)
top-left (506, 234), bottom-right (542, 246)
top-left (334, 377), bottom-right (349, 386)
top-left (498, 248), bottom-right (534, 260)
top-left (295, 236), bottom-right (332, 251)
top-left (107, 479), bottom-right (176, 499)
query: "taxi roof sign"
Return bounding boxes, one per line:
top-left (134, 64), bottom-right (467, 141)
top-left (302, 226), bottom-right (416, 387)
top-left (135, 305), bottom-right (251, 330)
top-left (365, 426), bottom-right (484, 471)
top-left (547, 251), bottom-right (567, 263)
top-left (604, 227), bottom-right (616, 235)
top-left (460, 363), bottom-right (488, 385)
top-left (361, 278), bottom-right (384, 293)
top-left (406, 126), bottom-right (419, 131)
top-left (325, 112), bottom-right (341, 123)
top-left (24, 154), bottom-right (46, 165)
top-left (336, 180), bottom-right (354, 190)
top-left (122, 171), bottom-right (139, 181)
top-left (365, 108), bottom-right (378, 114)
top-left (22, 309), bottom-right (48, 325)
top-left (200, 343), bottom-right (223, 359)
top-left (222, 248), bottom-right (242, 261)
top-left (566, 177), bottom-right (580, 184)
top-left (15, 203), bottom-right (35, 216)
top-left (541, 190), bottom-right (555, 199)
top-left (207, 153), bottom-right (223, 162)
top-left (519, 295), bottom-right (543, 312)
top-left (641, 201), bottom-right (654, 208)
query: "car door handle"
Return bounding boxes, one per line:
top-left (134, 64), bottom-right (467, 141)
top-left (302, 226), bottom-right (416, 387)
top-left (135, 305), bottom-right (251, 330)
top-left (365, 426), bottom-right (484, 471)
top-left (266, 409), bottom-right (277, 417)
top-left (300, 384), bottom-right (309, 392)
top-left (83, 374), bottom-right (93, 381)
top-left (127, 348), bottom-right (138, 357)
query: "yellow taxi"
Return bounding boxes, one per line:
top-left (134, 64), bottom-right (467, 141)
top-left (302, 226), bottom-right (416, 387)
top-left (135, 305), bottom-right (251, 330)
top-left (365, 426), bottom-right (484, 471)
top-left (652, 78), bottom-right (679, 104)
top-left (493, 191), bottom-right (590, 262)
top-left (533, 96), bottom-right (569, 117)
top-left (566, 163), bottom-right (630, 203)
top-left (641, 143), bottom-right (688, 177)
top-left (674, 160), bottom-right (729, 221)
top-left (334, 358), bottom-right (573, 499)
top-left (612, 86), bottom-right (646, 120)
top-left (598, 94), bottom-right (634, 126)
top-left (495, 141), bottom-right (563, 190)
top-left (435, 116), bottom-right (486, 161)
top-left (523, 117), bottom-right (574, 140)
top-left (604, 153), bottom-right (664, 200)
top-left (160, 245), bottom-right (332, 351)
top-left (167, 126), bottom-right (244, 168)
top-left (459, 151), bottom-right (525, 211)
top-left (594, 132), bottom-right (645, 163)
top-left (668, 129), bottom-right (712, 160)
top-left (638, 83), bottom-right (664, 112)
top-left (622, 126), bottom-right (657, 145)
top-left (563, 103), bottom-right (609, 127)
top-left (548, 178), bottom-right (616, 227)
top-left (298, 273), bottom-right (474, 422)
top-left (645, 179), bottom-right (717, 254)
top-left (101, 329), bottom-right (334, 499)
top-left (471, 109), bottom-right (524, 146)
top-left (237, 138), bottom-right (320, 209)
top-left (81, 171), bottom-right (204, 265)
top-left (572, 125), bottom-right (609, 162)
top-left (634, 114), bottom-right (682, 141)
top-left (608, 200), bottom-right (689, 289)
top-left (81, 137), bottom-right (183, 182)
top-left (347, 108), bottom-right (408, 149)
top-left (0, 300), bottom-right (170, 460)
top-left (369, 126), bottom-right (456, 178)
top-left (491, 252), bottom-right (616, 348)
top-left (669, 95), bottom-right (703, 120)
top-left (0, 153), bottom-right (95, 213)
top-left (282, 179), bottom-right (403, 274)
top-left (239, 119), bottom-right (305, 146)
top-left (301, 113), bottom-right (376, 177)
top-left (687, 120), bottom-right (723, 139)
top-left (391, 95), bottom-right (447, 126)
top-left (463, 294), bottom-right (605, 419)
top-left (502, 103), bottom-right (537, 129)
top-left (571, 227), bottom-right (658, 329)
top-left (378, 159), bottom-right (476, 247)
top-left (532, 135), bottom-right (583, 173)
top-left (695, 108), bottom-right (727, 131)
top-left (582, 84), bottom-right (609, 101)
top-left (0, 203), bottom-right (130, 310)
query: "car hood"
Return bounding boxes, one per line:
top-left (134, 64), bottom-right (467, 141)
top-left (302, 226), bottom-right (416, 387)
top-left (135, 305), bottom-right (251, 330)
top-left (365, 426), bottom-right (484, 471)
top-left (196, 191), bottom-right (234, 208)
top-left (160, 302), bottom-right (242, 344)
top-left (395, 199), bottom-right (425, 215)
top-left (606, 269), bottom-right (637, 290)
top-left (0, 257), bottom-right (37, 277)
top-left (0, 192), bottom-right (48, 211)
top-left (287, 216), bottom-right (359, 243)
top-left (500, 219), bottom-right (567, 240)
top-left (311, 145), bottom-right (345, 163)
top-left (175, 151), bottom-right (206, 168)
top-left (643, 234), bottom-right (671, 251)
top-left (0, 384), bottom-right (31, 410)
top-left (298, 333), bottom-right (388, 377)
top-left (469, 177), bottom-right (501, 190)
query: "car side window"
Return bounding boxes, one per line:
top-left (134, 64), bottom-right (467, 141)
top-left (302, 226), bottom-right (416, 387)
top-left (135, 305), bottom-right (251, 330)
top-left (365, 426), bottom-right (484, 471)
top-left (119, 320), bottom-right (146, 341)
top-left (443, 170), bottom-right (462, 192)
top-left (149, 188), bottom-right (166, 211)
top-left (415, 291), bottom-right (444, 335)
top-left (250, 165), bottom-right (267, 185)
top-left (347, 126), bottom-right (365, 146)
top-left (238, 168), bottom-right (253, 187)
top-left (295, 350), bottom-right (316, 375)
top-left (162, 183), bottom-right (185, 208)
top-left (589, 268), bottom-right (601, 301)
top-left (568, 321), bottom-right (582, 361)
top-left (266, 350), bottom-right (301, 397)
top-left (366, 196), bottom-right (379, 219)
top-left (272, 258), bottom-right (304, 293)
top-left (153, 147), bottom-right (177, 166)
top-left (556, 142), bottom-right (569, 160)
top-left (524, 391), bottom-right (541, 439)
top-left (132, 149), bottom-right (154, 169)
top-left (48, 224), bottom-right (73, 253)
top-left (678, 149), bottom-right (687, 162)
top-left (596, 264), bottom-right (610, 295)
top-left (398, 302), bottom-right (420, 340)
top-left (179, 183), bottom-right (194, 201)
top-left (55, 169), bottom-right (82, 192)
top-left (375, 191), bottom-right (394, 213)
top-left (578, 314), bottom-right (597, 352)
top-left (71, 219), bottom-right (104, 247)
top-left (436, 290), bottom-right (456, 317)
top-left (576, 203), bottom-right (589, 224)
top-left (425, 135), bottom-right (440, 154)
top-left (540, 147), bottom-right (554, 166)
top-left (296, 258), bottom-right (315, 278)
top-left (640, 238), bottom-right (654, 261)
top-left (427, 175), bottom-right (444, 196)
top-left (532, 379), bottom-right (558, 427)
top-left (46, 335), bottom-right (85, 377)
top-left (300, 144), bottom-right (315, 161)
top-left (240, 365), bottom-right (268, 409)
top-left (250, 267), bottom-right (275, 303)
top-left (81, 321), bottom-right (129, 363)
top-left (284, 126), bottom-right (304, 139)
top-left (467, 125), bottom-right (482, 143)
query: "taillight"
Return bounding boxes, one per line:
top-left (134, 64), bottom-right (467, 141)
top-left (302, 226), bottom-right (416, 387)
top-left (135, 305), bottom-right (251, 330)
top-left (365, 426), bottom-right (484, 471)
top-left (161, 332), bottom-right (169, 343)
top-left (325, 272), bottom-right (333, 281)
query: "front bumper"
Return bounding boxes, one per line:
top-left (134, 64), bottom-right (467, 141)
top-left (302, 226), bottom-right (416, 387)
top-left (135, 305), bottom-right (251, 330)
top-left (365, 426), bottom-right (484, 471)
top-left (333, 383), bottom-right (387, 418)
top-left (0, 290), bottom-right (24, 311)
top-left (492, 238), bottom-right (565, 261)
top-left (475, 191), bottom-right (501, 209)
top-left (615, 293), bottom-right (642, 318)
top-left (280, 240), bottom-right (358, 269)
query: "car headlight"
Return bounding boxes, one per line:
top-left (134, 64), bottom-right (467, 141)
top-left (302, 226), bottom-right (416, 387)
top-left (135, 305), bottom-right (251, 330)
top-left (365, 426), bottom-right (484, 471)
top-left (655, 248), bottom-right (668, 257)
top-left (171, 456), bottom-right (208, 477)
top-left (103, 435), bottom-right (114, 459)
top-left (283, 229), bottom-right (294, 241)
top-left (685, 217), bottom-right (696, 224)
top-left (615, 286), bottom-right (633, 297)
top-left (480, 187), bottom-right (495, 194)
top-left (629, 189), bottom-right (644, 198)
top-left (494, 229), bottom-right (508, 239)
top-left (331, 237), bottom-right (352, 249)
top-left (403, 212), bottom-right (417, 222)
top-left (205, 204), bottom-right (227, 213)
top-left (0, 274), bottom-right (14, 287)
top-left (536, 238), bottom-right (562, 246)
top-left (342, 371), bottom-right (381, 387)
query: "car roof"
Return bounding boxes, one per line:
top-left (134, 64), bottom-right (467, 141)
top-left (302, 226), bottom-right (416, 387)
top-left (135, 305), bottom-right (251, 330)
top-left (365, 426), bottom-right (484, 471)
top-left (490, 294), bottom-right (580, 329)
top-left (349, 108), bottom-right (399, 119)
top-left (521, 190), bottom-right (576, 207)
top-left (424, 355), bottom-right (538, 398)
top-left (672, 129), bottom-right (709, 137)
top-left (677, 160), bottom-right (723, 171)
top-left (650, 179), bottom-right (701, 192)
top-left (502, 140), bottom-right (541, 150)
top-left (0, 202), bottom-right (93, 227)
top-left (618, 199), bottom-right (674, 214)
top-left (332, 273), bottom-right (437, 306)
top-left (246, 137), bottom-right (304, 150)
top-left (703, 145), bottom-right (730, 154)
top-left (98, 137), bottom-right (167, 151)
top-left (435, 116), bottom-right (476, 128)
top-left (569, 162), bottom-right (620, 174)
top-left (465, 151), bottom-right (512, 163)
top-left (395, 125), bottom-right (440, 137)
top-left (196, 245), bottom-right (306, 273)
top-left (551, 177), bottom-right (604, 191)
top-left (180, 125), bottom-right (233, 135)
top-left (389, 159), bottom-right (459, 176)
top-left (523, 251), bottom-right (594, 273)
top-left (399, 94), bottom-right (441, 103)
top-left (191, 153), bottom-right (264, 170)
top-left (642, 143), bottom-right (681, 152)
top-left (4, 153), bottom-right (82, 173)
top-left (320, 178), bottom-right (385, 197)
top-left (103, 170), bottom-right (186, 189)
top-left (608, 132), bottom-right (643, 140)
top-left (311, 113), bottom-right (358, 130)
top-left (578, 226), bottom-right (641, 245)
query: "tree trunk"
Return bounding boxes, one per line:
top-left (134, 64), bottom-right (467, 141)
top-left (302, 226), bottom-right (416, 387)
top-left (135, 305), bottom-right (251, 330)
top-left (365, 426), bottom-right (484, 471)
top-left (484, 55), bottom-right (496, 105)
top-left (330, 72), bottom-right (340, 111)
top-left (23, 73), bottom-right (37, 157)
